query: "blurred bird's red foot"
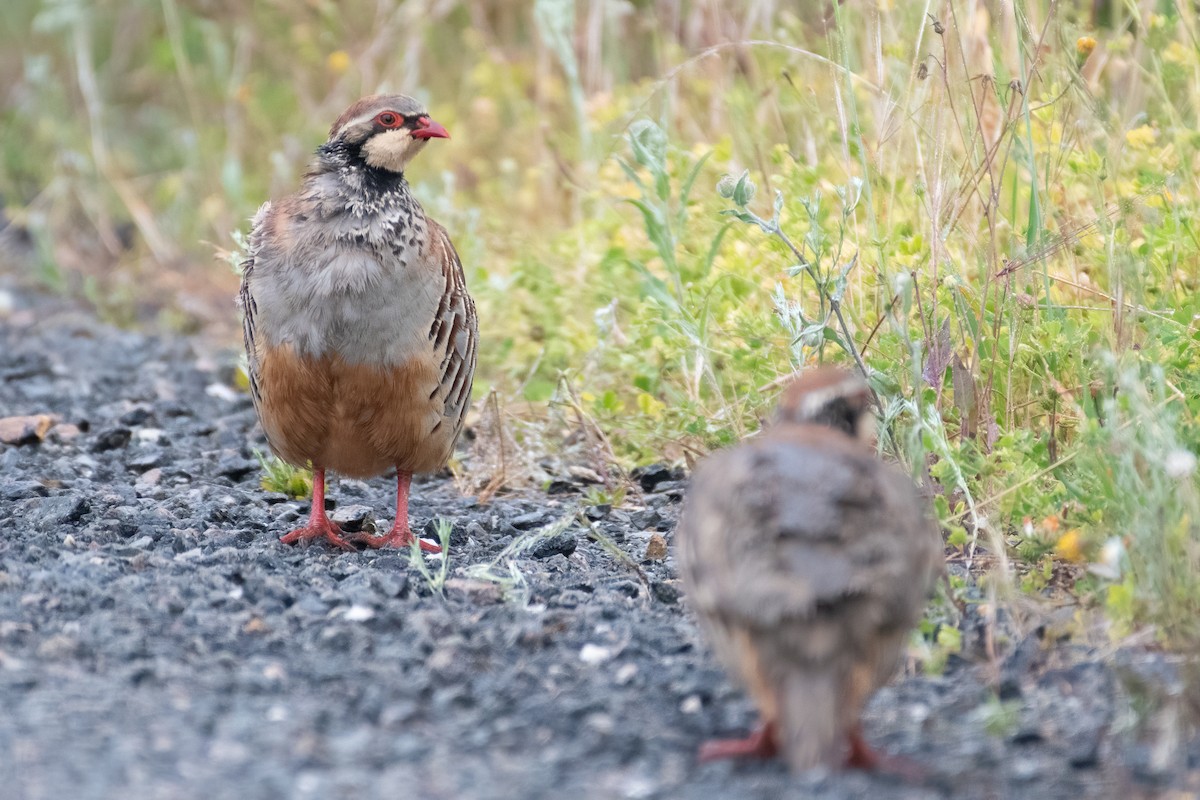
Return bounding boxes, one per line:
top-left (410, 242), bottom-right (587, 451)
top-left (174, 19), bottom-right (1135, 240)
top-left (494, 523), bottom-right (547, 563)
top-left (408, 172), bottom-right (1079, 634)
top-left (846, 726), bottom-right (925, 782)
top-left (698, 722), bottom-right (779, 762)
top-left (845, 725), bottom-right (880, 770)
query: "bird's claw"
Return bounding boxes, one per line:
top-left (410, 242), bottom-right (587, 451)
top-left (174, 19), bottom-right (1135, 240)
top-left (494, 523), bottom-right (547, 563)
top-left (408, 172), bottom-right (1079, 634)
top-left (347, 527), bottom-right (442, 553)
top-left (698, 723), bottom-right (779, 762)
top-left (280, 518), bottom-right (354, 551)
top-left (846, 727), bottom-right (925, 783)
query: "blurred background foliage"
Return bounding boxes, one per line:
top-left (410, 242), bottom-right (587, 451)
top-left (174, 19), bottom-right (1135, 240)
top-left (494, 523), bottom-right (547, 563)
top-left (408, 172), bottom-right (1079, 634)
top-left (4, 0), bottom-right (1200, 648)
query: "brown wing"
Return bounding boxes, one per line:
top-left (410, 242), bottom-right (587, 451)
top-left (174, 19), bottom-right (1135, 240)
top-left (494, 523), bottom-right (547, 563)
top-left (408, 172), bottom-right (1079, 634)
top-left (424, 218), bottom-right (478, 440)
top-left (237, 202), bottom-right (273, 411)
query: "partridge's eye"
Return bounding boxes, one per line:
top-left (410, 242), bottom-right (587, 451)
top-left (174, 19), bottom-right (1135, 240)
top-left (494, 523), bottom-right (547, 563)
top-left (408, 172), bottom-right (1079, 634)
top-left (376, 112), bottom-right (400, 128)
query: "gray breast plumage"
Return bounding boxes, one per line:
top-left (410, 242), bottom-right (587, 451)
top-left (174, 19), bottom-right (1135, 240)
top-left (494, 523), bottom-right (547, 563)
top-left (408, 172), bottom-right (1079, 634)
top-left (246, 180), bottom-right (441, 368)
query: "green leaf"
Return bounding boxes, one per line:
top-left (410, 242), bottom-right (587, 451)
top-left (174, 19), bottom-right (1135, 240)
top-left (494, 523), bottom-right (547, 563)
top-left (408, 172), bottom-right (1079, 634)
top-left (793, 321), bottom-right (826, 348)
top-left (837, 176), bottom-right (864, 217)
top-left (720, 208), bottom-right (773, 234)
top-left (698, 222), bottom-right (731, 280)
top-left (628, 119), bottom-right (668, 199)
top-left (627, 198), bottom-right (676, 271)
top-left (678, 151), bottom-right (713, 225)
top-left (616, 157), bottom-right (647, 193)
top-left (830, 271), bottom-right (849, 304)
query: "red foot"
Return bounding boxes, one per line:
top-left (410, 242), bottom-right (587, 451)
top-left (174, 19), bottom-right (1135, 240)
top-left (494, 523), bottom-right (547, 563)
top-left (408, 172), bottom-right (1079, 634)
top-left (280, 517), bottom-right (354, 551)
top-left (349, 526), bottom-right (442, 553)
top-left (279, 468), bottom-right (353, 551)
top-left (698, 722), bottom-right (779, 762)
top-left (846, 726), bottom-right (925, 782)
top-left (349, 472), bottom-right (441, 552)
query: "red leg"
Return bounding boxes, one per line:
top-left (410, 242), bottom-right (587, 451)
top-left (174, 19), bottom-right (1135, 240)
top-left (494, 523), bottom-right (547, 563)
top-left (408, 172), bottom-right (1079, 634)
top-left (350, 472), bottom-right (441, 552)
top-left (279, 468), bottom-right (353, 551)
top-left (845, 724), bottom-right (925, 782)
top-left (698, 721), bottom-right (779, 763)
top-left (845, 724), bottom-right (880, 770)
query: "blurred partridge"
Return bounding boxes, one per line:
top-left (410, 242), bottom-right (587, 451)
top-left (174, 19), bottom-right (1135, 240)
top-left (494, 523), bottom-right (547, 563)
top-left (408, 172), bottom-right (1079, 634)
top-left (238, 94), bottom-right (477, 552)
top-left (676, 367), bottom-right (942, 773)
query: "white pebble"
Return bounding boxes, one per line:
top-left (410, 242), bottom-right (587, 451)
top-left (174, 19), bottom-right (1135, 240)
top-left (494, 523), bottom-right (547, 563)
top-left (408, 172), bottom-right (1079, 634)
top-left (205, 383), bottom-right (239, 402)
top-left (615, 663), bottom-right (638, 685)
top-left (579, 643), bottom-right (612, 665)
top-left (344, 605), bottom-right (375, 622)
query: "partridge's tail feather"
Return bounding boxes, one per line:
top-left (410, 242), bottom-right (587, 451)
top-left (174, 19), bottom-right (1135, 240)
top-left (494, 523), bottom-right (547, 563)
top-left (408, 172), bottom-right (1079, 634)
top-left (778, 668), bottom-right (843, 772)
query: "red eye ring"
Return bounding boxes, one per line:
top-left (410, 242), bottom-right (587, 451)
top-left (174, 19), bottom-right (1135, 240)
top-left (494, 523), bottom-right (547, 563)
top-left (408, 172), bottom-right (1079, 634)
top-left (375, 112), bottom-right (402, 128)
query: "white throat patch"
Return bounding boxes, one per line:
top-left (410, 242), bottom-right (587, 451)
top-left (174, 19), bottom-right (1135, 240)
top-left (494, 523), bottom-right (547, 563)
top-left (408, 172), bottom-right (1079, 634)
top-left (362, 129), bottom-right (426, 172)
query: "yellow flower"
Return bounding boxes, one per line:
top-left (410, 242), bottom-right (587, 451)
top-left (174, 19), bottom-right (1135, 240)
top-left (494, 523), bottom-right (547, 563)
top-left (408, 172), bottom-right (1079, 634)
top-left (326, 50), bottom-right (352, 75)
top-left (1076, 36), bottom-right (1097, 58)
top-left (1055, 529), bottom-right (1085, 562)
top-left (637, 392), bottom-right (665, 418)
top-left (1164, 41), bottom-right (1191, 65)
top-left (1125, 124), bottom-right (1157, 149)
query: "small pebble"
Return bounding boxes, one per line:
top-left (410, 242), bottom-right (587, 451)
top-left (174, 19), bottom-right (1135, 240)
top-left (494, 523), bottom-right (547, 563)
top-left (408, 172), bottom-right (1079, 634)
top-left (643, 533), bottom-right (668, 561)
top-left (579, 643), bottom-right (613, 665)
top-left (343, 604), bottom-right (375, 622)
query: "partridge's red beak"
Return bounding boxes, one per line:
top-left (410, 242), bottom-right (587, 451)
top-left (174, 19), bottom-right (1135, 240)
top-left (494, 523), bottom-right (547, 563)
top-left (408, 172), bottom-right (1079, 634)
top-left (412, 117), bottom-right (450, 140)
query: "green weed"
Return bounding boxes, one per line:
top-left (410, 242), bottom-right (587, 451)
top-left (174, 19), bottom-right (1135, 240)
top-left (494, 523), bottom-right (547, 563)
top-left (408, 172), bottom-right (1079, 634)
top-left (410, 518), bottom-right (453, 597)
top-left (582, 484), bottom-right (626, 509)
top-left (465, 512), bottom-right (577, 603)
top-left (1068, 357), bottom-right (1200, 646)
top-left (254, 450), bottom-right (311, 500)
top-left (979, 696), bottom-right (1023, 739)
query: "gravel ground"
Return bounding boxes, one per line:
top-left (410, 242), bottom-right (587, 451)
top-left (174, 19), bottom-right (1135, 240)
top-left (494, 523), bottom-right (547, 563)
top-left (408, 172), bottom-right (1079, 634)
top-left (1, 292), bottom-right (1197, 799)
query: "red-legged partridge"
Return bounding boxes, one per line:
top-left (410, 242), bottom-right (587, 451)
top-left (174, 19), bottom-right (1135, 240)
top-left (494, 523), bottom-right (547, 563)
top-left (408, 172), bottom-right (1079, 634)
top-left (239, 94), bottom-right (477, 552)
top-left (676, 367), bottom-right (942, 773)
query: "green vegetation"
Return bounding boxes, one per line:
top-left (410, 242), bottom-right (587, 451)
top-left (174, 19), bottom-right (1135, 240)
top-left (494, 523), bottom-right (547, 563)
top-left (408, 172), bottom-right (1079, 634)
top-left (255, 450), bottom-right (312, 499)
top-left (5, 1), bottom-right (1200, 651)
top-left (465, 512), bottom-right (578, 602)
top-left (411, 518), bottom-right (453, 596)
top-left (980, 695), bottom-right (1023, 739)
